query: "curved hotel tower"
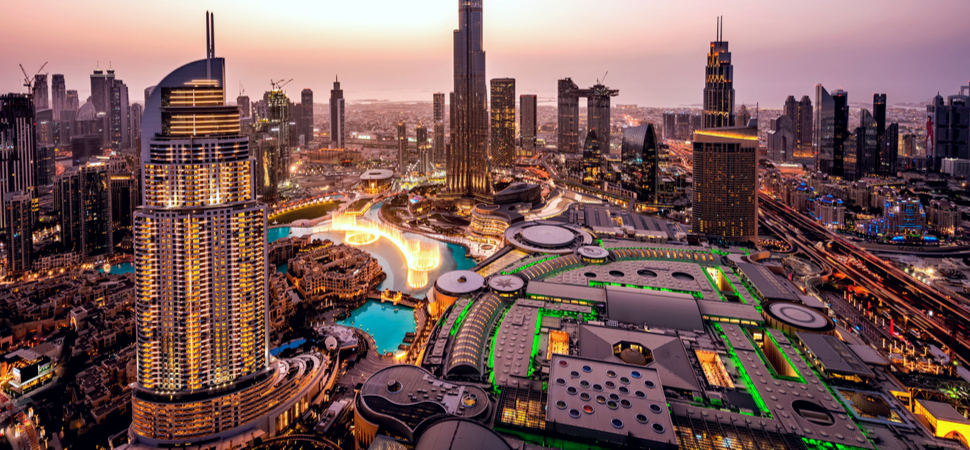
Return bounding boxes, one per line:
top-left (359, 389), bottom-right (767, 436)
top-left (129, 13), bottom-right (327, 448)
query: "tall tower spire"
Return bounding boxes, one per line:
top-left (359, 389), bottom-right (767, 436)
top-left (703, 16), bottom-right (735, 128)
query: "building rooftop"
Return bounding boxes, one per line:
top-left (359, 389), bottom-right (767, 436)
top-left (796, 333), bottom-right (875, 378)
top-left (604, 285), bottom-right (703, 331)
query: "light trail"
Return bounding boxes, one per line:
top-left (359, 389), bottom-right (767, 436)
top-left (329, 213), bottom-right (440, 288)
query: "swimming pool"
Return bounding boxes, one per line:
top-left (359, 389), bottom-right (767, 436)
top-left (337, 300), bottom-right (415, 354)
top-left (98, 262), bottom-right (134, 275)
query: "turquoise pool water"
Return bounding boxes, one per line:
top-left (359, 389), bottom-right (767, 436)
top-left (269, 227), bottom-right (290, 243)
top-left (270, 338), bottom-right (306, 356)
top-left (338, 301), bottom-right (415, 354)
top-left (276, 263), bottom-right (288, 274)
top-left (98, 262), bottom-right (134, 274)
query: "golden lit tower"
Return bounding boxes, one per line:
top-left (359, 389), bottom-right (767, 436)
top-left (691, 125), bottom-right (758, 241)
top-left (129, 13), bottom-right (330, 448)
top-left (703, 16), bottom-right (735, 128)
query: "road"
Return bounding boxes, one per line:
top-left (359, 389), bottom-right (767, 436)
top-left (759, 193), bottom-right (970, 364)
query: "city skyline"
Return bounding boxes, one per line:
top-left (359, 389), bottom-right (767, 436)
top-left (3, 0), bottom-right (969, 108)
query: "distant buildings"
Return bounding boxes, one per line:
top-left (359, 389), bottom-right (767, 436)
top-left (447, 0), bottom-right (492, 202)
top-left (885, 197), bottom-right (925, 234)
top-left (784, 95), bottom-right (813, 156)
top-left (927, 90), bottom-right (969, 170)
top-left (264, 88), bottom-right (291, 190)
top-left (237, 93), bottom-right (250, 118)
top-left (691, 125), bottom-right (758, 240)
top-left (620, 124), bottom-right (659, 203)
top-left (301, 88), bottom-right (314, 146)
top-left (4, 191), bottom-right (33, 275)
top-left (927, 200), bottom-right (961, 235)
top-left (662, 111), bottom-right (700, 141)
top-left (109, 78), bottom-right (129, 149)
top-left (90, 67), bottom-right (114, 114)
top-left (703, 18), bottom-right (735, 128)
top-left (557, 78), bottom-right (618, 153)
top-left (32, 74), bottom-right (49, 111)
top-left (0, 94), bottom-right (37, 229)
top-left (814, 85), bottom-right (849, 177)
top-left (582, 130), bottom-right (603, 186)
top-left (814, 195), bottom-right (845, 229)
top-left (519, 94), bottom-right (537, 156)
top-left (330, 78), bottom-right (345, 148)
top-left (489, 78), bottom-right (515, 169)
top-left (417, 125), bottom-right (432, 174)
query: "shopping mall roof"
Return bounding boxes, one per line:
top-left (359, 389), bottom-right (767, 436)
top-left (604, 285), bottom-right (703, 331)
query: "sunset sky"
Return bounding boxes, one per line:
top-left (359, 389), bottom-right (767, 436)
top-left (2, 0), bottom-right (969, 108)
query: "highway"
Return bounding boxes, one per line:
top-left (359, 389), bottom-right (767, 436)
top-left (759, 193), bottom-right (970, 364)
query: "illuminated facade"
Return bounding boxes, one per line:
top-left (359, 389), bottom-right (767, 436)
top-left (447, 0), bottom-right (492, 202)
top-left (129, 13), bottom-right (327, 448)
top-left (703, 17), bottom-right (735, 128)
top-left (490, 78), bottom-right (515, 169)
top-left (0, 94), bottom-right (37, 229)
top-left (582, 130), bottom-right (603, 186)
top-left (815, 85), bottom-right (849, 177)
top-left (620, 124), bottom-right (659, 203)
top-left (691, 126), bottom-right (758, 240)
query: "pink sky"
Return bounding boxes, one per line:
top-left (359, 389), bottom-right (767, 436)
top-left (2, 0), bottom-right (968, 108)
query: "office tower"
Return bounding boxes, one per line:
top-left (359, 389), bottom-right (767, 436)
top-left (582, 130), bottom-right (603, 186)
top-left (793, 96), bottom-right (813, 154)
top-left (330, 78), bottom-right (345, 148)
top-left (691, 124), bottom-right (758, 241)
top-left (300, 88), bottom-right (313, 146)
top-left (873, 94), bottom-right (886, 146)
top-left (814, 86), bottom-right (849, 177)
top-left (558, 78), bottom-right (580, 153)
top-left (448, 0), bottom-right (492, 201)
top-left (902, 134), bottom-right (916, 157)
top-left (51, 75), bottom-right (66, 120)
top-left (703, 17), bottom-right (735, 128)
top-left (65, 90), bottom-right (79, 114)
top-left (766, 115), bottom-right (794, 162)
top-left (927, 91), bottom-right (969, 169)
top-left (55, 163), bottom-right (112, 258)
top-left (662, 112), bottom-right (676, 140)
top-left (0, 94), bottom-right (37, 229)
top-left (265, 88), bottom-right (290, 187)
top-left (620, 124), bottom-right (659, 203)
top-left (558, 78), bottom-right (619, 154)
top-left (397, 121), bottom-right (408, 170)
top-left (489, 78), bottom-right (515, 169)
top-left (110, 171), bottom-right (137, 232)
top-left (36, 146), bottom-right (55, 186)
top-left (289, 100), bottom-right (303, 147)
top-left (882, 123), bottom-right (899, 176)
top-left (237, 94), bottom-right (251, 118)
top-left (417, 125), bottom-right (432, 174)
top-left (433, 93), bottom-right (446, 167)
top-left (90, 67), bottom-right (115, 114)
top-left (520, 94), bottom-right (537, 155)
top-left (32, 74), bottom-right (49, 112)
top-left (851, 108), bottom-right (878, 179)
top-left (737, 104), bottom-right (751, 127)
top-left (35, 109), bottom-right (54, 149)
top-left (4, 192), bottom-right (32, 275)
top-left (130, 14), bottom-right (324, 447)
top-left (110, 79), bottom-right (130, 149)
top-left (130, 102), bottom-right (143, 152)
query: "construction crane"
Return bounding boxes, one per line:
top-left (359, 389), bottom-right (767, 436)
top-left (239, 81), bottom-right (245, 97)
top-left (18, 62), bottom-right (48, 91)
top-left (270, 79), bottom-right (293, 91)
top-left (597, 71), bottom-right (609, 85)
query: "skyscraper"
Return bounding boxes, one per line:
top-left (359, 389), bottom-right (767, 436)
top-left (301, 88), bottom-right (314, 146)
top-left (265, 88), bottom-right (290, 188)
top-left (620, 124), bottom-right (659, 203)
top-left (558, 79), bottom-right (618, 154)
top-left (417, 125), bottom-right (432, 174)
top-left (814, 85), bottom-right (849, 177)
top-left (65, 90), bottom-right (79, 114)
top-left (927, 91), bottom-right (969, 169)
top-left (691, 125), bottom-right (758, 241)
top-left (448, 0), bottom-right (492, 202)
top-left (90, 67), bottom-right (115, 114)
top-left (55, 162), bottom-right (112, 258)
top-left (237, 94), bottom-right (251, 118)
top-left (130, 14), bottom-right (323, 446)
top-left (330, 78), bottom-right (345, 148)
top-left (766, 115), bottom-right (794, 162)
top-left (32, 74), bottom-right (49, 112)
top-left (110, 79), bottom-right (130, 149)
top-left (51, 74), bottom-right (66, 120)
top-left (582, 130), bottom-right (603, 186)
top-left (489, 78), bottom-right (515, 169)
top-left (397, 121), bottom-right (408, 170)
top-left (4, 191), bottom-right (32, 276)
top-left (783, 95), bottom-right (813, 156)
top-left (703, 17), bottom-right (735, 128)
top-left (882, 122), bottom-right (899, 176)
top-left (520, 94), bottom-right (537, 155)
top-left (0, 94), bottom-right (37, 229)
top-left (433, 93), bottom-right (446, 167)
top-left (130, 102), bottom-right (143, 152)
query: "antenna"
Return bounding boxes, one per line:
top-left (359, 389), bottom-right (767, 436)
top-left (211, 12), bottom-right (215, 56)
top-left (206, 11), bottom-right (211, 58)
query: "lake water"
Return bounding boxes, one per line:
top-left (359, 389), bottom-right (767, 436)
top-left (337, 300), bottom-right (416, 354)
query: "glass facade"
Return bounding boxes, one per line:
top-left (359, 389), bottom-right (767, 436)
top-left (620, 124), bottom-right (659, 203)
